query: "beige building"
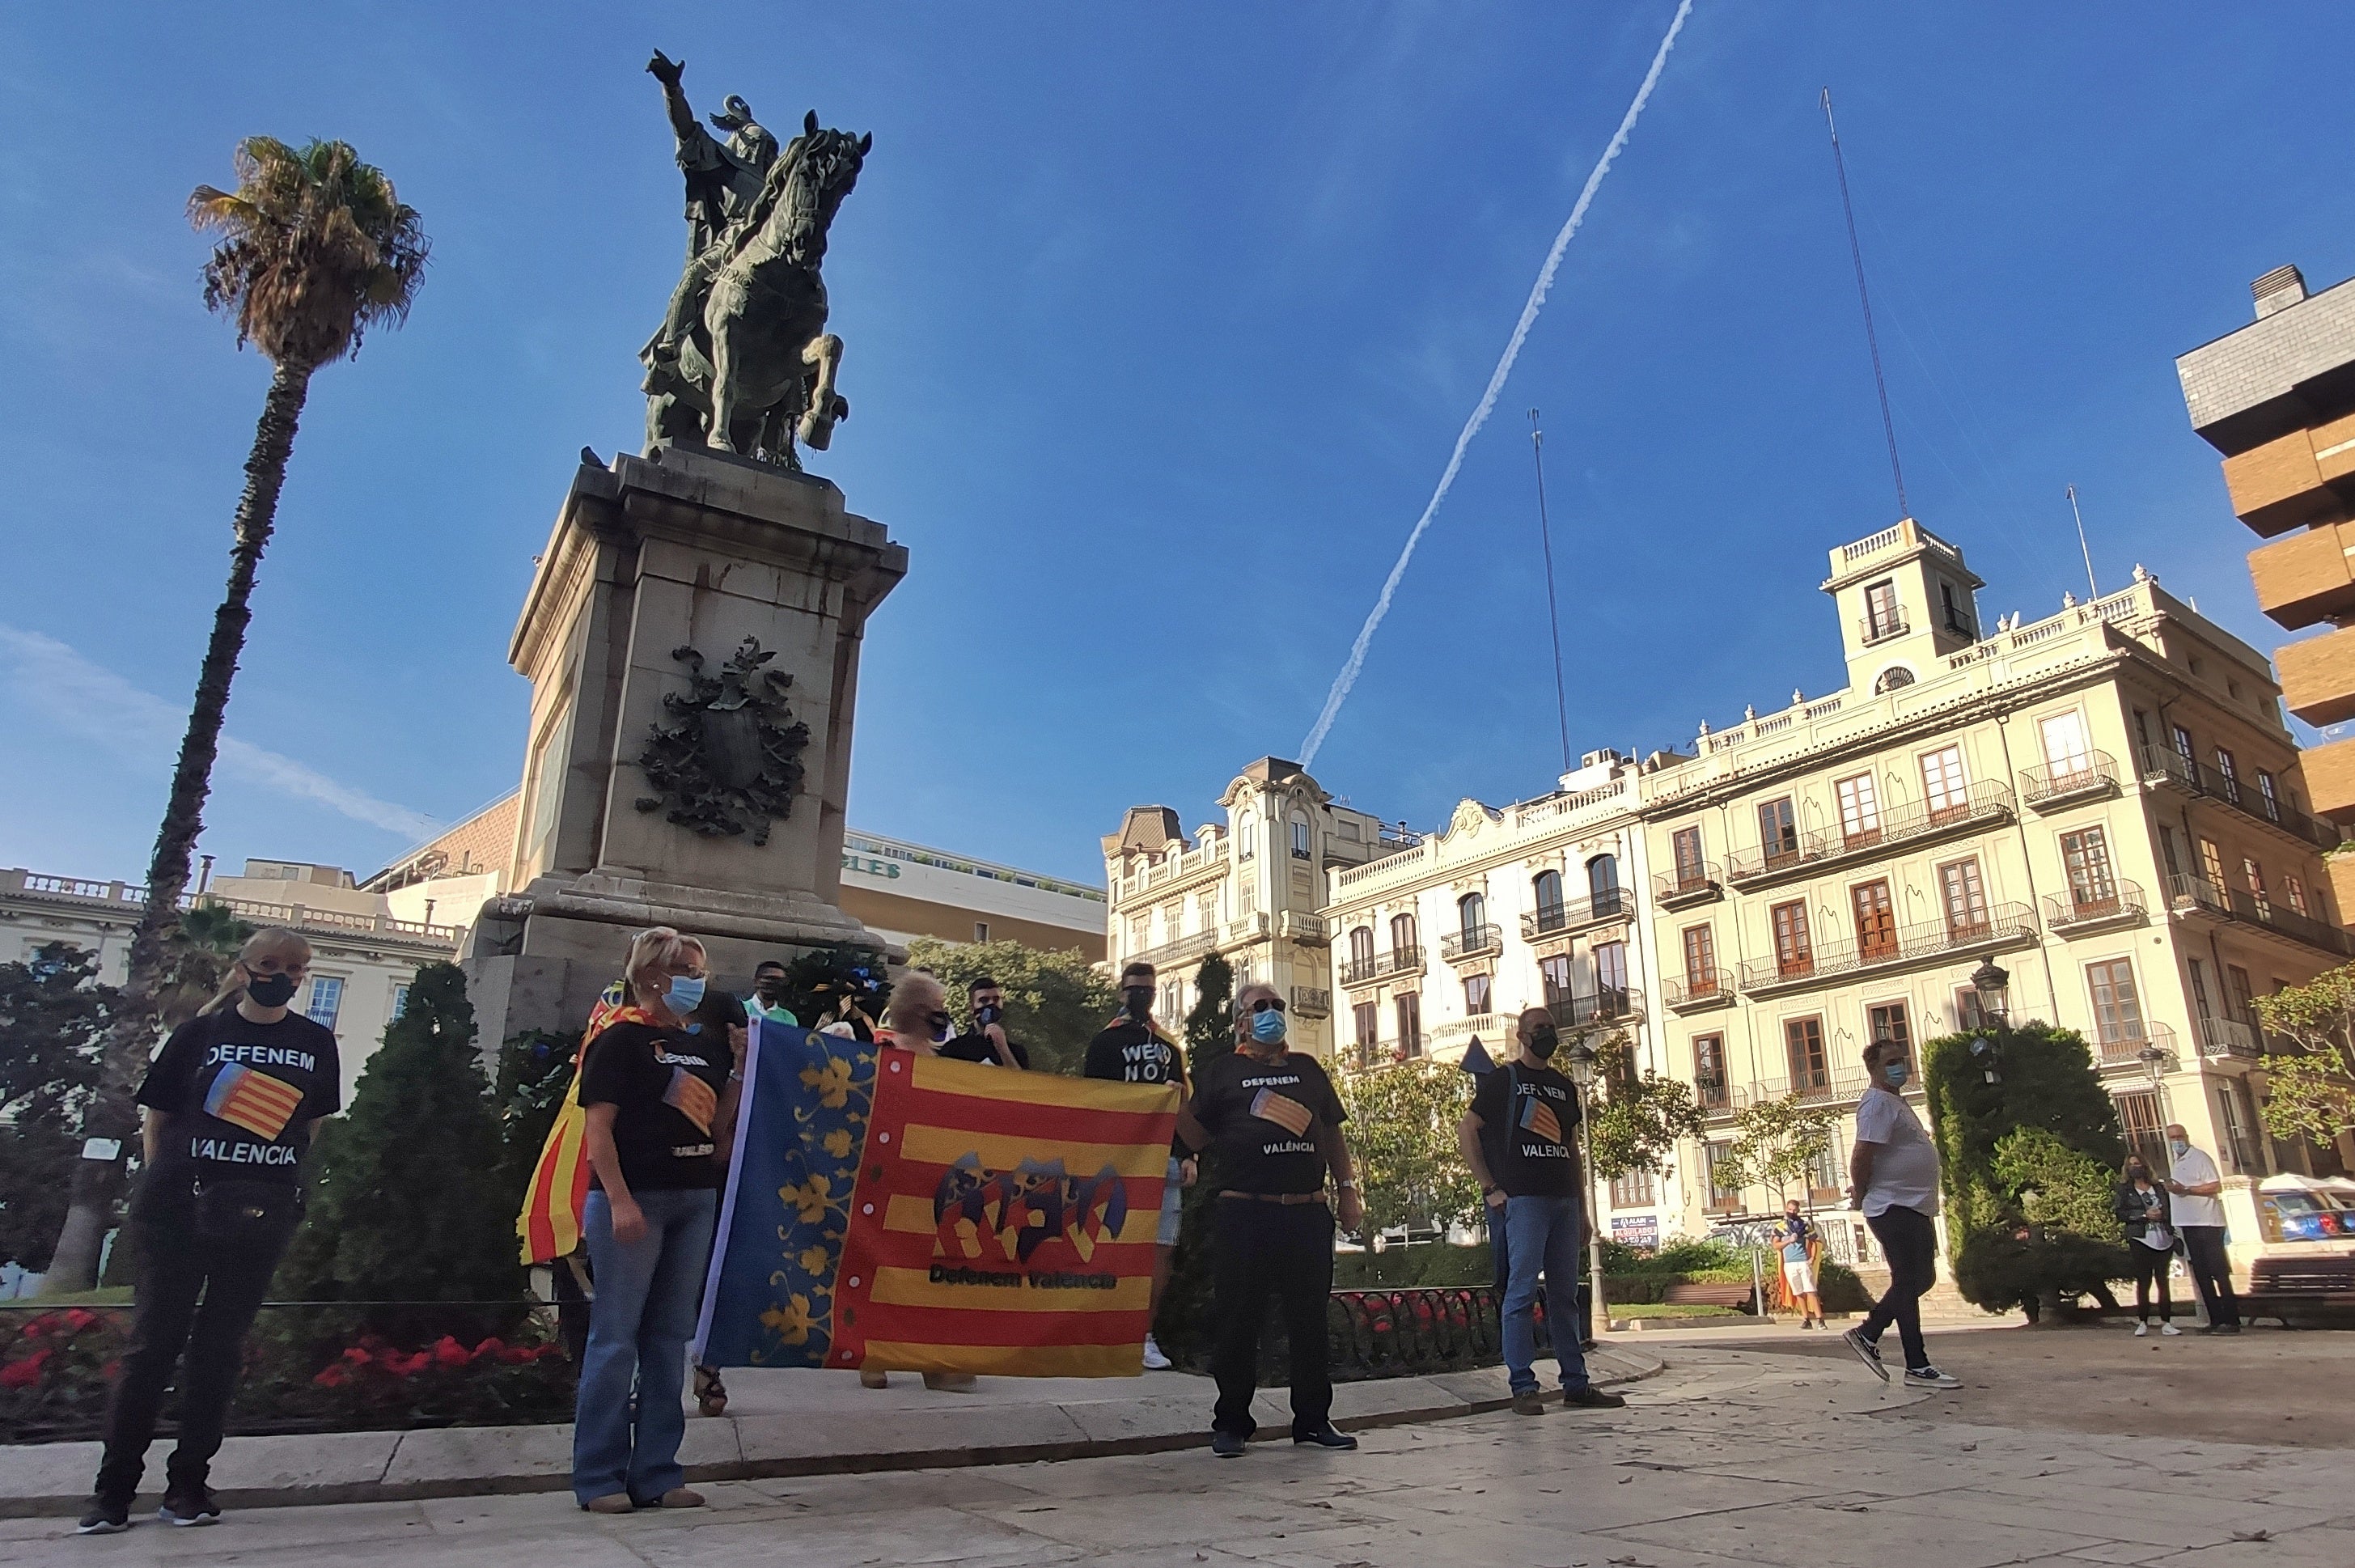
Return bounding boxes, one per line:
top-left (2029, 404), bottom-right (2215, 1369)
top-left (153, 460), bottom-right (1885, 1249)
top-left (1103, 759), bottom-right (1406, 1057)
top-left (1639, 519), bottom-right (2350, 1268)
top-left (0, 861), bottom-right (464, 1108)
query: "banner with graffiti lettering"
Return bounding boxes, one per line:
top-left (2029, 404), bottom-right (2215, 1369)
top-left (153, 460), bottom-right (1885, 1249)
top-left (694, 1019), bottom-right (1180, 1377)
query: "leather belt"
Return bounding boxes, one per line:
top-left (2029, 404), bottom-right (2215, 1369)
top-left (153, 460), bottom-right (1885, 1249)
top-left (1218, 1190), bottom-right (1328, 1205)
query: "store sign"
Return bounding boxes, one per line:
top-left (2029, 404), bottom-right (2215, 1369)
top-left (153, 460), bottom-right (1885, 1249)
top-left (842, 851), bottom-right (902, 880)
top-left (1611, 1215), bottom-right (1658, 1251)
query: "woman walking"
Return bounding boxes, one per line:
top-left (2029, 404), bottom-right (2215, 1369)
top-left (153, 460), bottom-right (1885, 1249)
top-left (81, 928), bottom-right (341, 1535)
top-left (2114, 1155), bottom-right (2181, 1337)
top-left (572, 927), bottom-right (742, 1514)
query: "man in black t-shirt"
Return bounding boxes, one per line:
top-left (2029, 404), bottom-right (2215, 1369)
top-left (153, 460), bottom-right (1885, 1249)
top-left (938, 976), bottom-right (1030, 1068)
top-left (1179, 981), bottom-right (1364, 1456)
top-left (1458, 1006), bottom-right (1623, 1415)
top-left (1082, 960), bottom-right (1193, 1369)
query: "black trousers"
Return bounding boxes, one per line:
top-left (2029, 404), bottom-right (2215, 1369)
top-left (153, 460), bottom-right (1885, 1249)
top-left (2179, 1225), bottom-right (2241, 1327)
top-left (2128, 1240), bottom-right (2174, 1320)
top-left (1210, 1198), bottom-right (1333, 1438)
top-left (1860, 1205), bottom-right (1936, 1371)
top-left (94, 1180), bottom-right (291, 1503)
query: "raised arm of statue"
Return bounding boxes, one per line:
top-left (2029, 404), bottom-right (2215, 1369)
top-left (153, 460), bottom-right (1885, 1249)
top-left (646, 50), bottom-right (702, 146)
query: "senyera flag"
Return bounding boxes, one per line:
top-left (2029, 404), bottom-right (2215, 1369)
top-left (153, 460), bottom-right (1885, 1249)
top-left (516, 981), bottom-right (650, 1265)
top-left (696, 1018), bottom-right (1180, 1377)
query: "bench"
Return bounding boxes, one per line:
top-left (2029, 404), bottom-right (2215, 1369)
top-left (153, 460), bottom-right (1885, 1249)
top-left (2251, 1257), bottom-right (2355, 1294)
top-left (1662, 1282), bottom-right (1756, 1312)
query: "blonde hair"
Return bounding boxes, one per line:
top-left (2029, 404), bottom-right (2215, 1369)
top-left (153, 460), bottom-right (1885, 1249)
top-left (625, 926), bottom-right (705, 997)
top-left (886, 972), bottom-right (946, 1039)
top-left (201, 926), bottom-right (315, 1016)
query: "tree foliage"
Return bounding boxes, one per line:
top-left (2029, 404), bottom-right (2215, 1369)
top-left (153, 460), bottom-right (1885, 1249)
top-left (1586, 1029), bottom-right (1708, 1184)
top-left (0, 945), bottom-right (115, 1271)
top-left (491, 1028), bottom-right (577, 1218)
top-left (774, 942), bottom-right (891, 1035)
top-left (277, 964), bottom-right (517, 1305)
top-left (1335, 1059), bottom-right (1480, 1232)
top-left (1922, 1021), bottom-right (2127, 1312)
top-left (1721, 1092), bottom-right (1840, 1205)
top-left (2251, 965), bottom-right (2355, 1146)
top-left (1154, 951), bottom-right (1235, 1363)
top-left (904, 938), bottom-right (1117, 1076)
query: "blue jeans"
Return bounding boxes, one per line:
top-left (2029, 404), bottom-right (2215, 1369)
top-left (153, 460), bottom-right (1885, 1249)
top-left (574, 1186), bottom-right (718, 1505)
top-left (1502, 1193), bottom-right (1590, 1396)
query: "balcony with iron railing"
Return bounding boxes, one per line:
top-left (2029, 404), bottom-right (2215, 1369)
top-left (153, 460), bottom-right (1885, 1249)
top-left (1745, 1070), bottom-right (1872, 1110)
top-left (2138, 746), bottom-right (2342, 851)
top-left (2091, 1021), bottom-right (2179, 1075)
top-left (1737, 901), bottom-right (2037, 996)
top-left (1857, 611), bottom-right (1910, 646)
top-left (1520, 888), bottom-right (1631, 942)
top-left (2196, 1015), bottom-right (2263, 1062)
top-left (1339, 944), bottom-right (1424, 988)
top-left (2166, 874), bottom-right (2354, 958)
top-left (2043, 880), bottom-right (2147, 934)
top-left (1544, 987), bottom-right (1645, 1033)
top-left (2019, 750), bottom-right (2120, 811)
top-left (1726, 781), bottom-right (2015, 887)
top-left (1654, 861), bottom-right (1723, 909)
top-left (1695, 1079), bottom-right (1739, 1121)
top-left (1663, 968), bottom-right (1735, 1012)
top-left (1441, 923), bottom-right (1503, 962)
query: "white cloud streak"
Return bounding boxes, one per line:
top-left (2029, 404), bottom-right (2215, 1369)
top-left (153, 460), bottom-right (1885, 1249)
top-left (0, 624), bottom-right (441, 841)
top-left (1297, 0), bottom-right (1694, 769)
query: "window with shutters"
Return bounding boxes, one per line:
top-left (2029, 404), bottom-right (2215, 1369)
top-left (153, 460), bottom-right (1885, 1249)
top-left (2226, 965), bottom-right (2256, 1023)
top-left (1540, 953), bottom-right (1572, 1003)
top-left (1758, 798), bottom-right (1798, 868)
top-left (1864, 578), bottom-right (1904, 640)
top-left (1868, 1001), bottom-right (1911, 1052)
top-left (1594, 940), bottom-right (1628, 1000)
top-left (2286, 874), bottom-right (2309, 916)
top-left (1771, 900), bottom-right (1813, 978)
top-left (1852, 879), bottom-right (1896, 960)
top-left (2243, 857), bottom-right (2268, 910)
top-left (2214, 748), bottom-right (2241, 805)
top-left (1587, 854), bottom-right (1621, 916)
top-left (2172, 724), bottom-right (2197, 771)
top-left (1390, 912), bottom-right (1417, 957)
top-left (1531, 869), bottom-right (1565, 932)
top-left (2060, 827), bottom-right (2118, 914)
top-left (2039, 710), bottom-right (2093, 787)
top-left (2200, 837), bottom-right (2227, 897)
top-left (2115, 1089), bottom-right (2167, 1174)
top-left (1836, 773), bottom-right (1881, 846)
top-left (1921, 744), bottom-right (1967, 824)
top-left (1671, 826), bottom-right (1706, 891)
top-left (2086, 959), bottom-right (2145, 1045)
top-left (2188, 959), bottom-right (2212, 1019)
top-left (1785, 1015), bottom-right (1829, 1090)
top-left (1693, 1034), bottom-right (1730, 1112)
top-left (1609, 1169), bottom-right (1658, 1210)
top-left (1463, 973), bottom-right (1491, 1015)
top-left (2257, 770), bottom-right (2281, 823)
top-left (1705, 1141), bottom-right (1741, 1210)
top-left (1352, 1002), bottom-right (1379, 1062)
top-left (1938, 857), bottom-right (1989, 939)
top-left (1349, 926), bottom-right (1374, 968)
top-left (1681, 925), bottom-right (1718, 994)
top-left (1456, 892), bottom-right (1486, 943)
top-left (1395, 993), bottom-right (1422, 1057)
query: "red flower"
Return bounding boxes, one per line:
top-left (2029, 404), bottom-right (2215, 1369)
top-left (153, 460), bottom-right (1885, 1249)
top-left (62, 1308), bottom-right (98, 1333)
top-left (312, 1365), bottom-right (349, 1388)
top-left (100, 1358), bottom-right (122, 1382)
top-left (342, 1346), bottom-right (374, 1366)
top-left (432, 1336), bottom-right (470, 1370)
top-left (0, 1350), bottom-right (52, 1389)
top-left (472, 1337), bottom-right (504, 1359)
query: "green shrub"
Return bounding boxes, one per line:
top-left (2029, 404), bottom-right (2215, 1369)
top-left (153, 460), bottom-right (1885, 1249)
top-left (1816, 1258), bottom-right (1873, 1313)
top-left (1331, 1244), bottom-right (1496, 1290)
top-left (1951, 1224), bottom-right (2129, 1318)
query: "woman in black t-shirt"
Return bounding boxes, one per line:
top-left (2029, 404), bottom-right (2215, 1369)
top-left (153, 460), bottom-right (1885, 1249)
top-left (570, 926), bottom-right (743, 1515)
top-left (82, 926), bottom-right (340, 1535)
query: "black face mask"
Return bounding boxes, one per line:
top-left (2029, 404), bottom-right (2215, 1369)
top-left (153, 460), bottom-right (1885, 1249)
top-left (1122, 985), bottom-right (1154, 1021)
top-left (247, 972), bottom-right (299, 1008)
top-left (1526, 1024), bottom-right (1559, 1062)
top-left (754, 976), bottom-right (786, 1001)
top-left (974, 1002), bottom-right (1003, 1027)
top-left (2126, 1165), bottom-right (2149, 1184)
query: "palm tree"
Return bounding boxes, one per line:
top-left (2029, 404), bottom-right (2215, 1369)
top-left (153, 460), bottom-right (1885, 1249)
top-left (44, 140), bottom-right (428, 1291)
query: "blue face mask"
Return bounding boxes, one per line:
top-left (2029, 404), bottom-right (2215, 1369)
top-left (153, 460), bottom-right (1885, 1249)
top-left (1883, 1060), bottom-right (1910, 1087)
top-left (1250, 1007), bottom-right (1288, 1045)
top-left (665, 974), bottom-right (707, 1016)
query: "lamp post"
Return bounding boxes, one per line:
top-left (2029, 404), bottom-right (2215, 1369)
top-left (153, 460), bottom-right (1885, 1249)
top-left (1563, 1033), bottom-right (1606, 1343)
top-left (1969, 960), bottom-right (2010, 1025)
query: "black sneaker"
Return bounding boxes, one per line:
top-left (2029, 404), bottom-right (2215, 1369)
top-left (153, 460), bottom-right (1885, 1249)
top-left (1842, 1326), bottom-right (1890, 1382)
top-left (1210, 1430), bottom-right (1247, 1458)
top-left (2206, 1323), bottom-right (2243, 1336)
top-left (157, 1489), bottom-right (221, 1527)
top-left (1294, 1425), bottom-right (1358, 1450)
top-left (1903, 1366), bottom-right (1963, 1389)
top-left (75, 1499), bottom-right (129, 1536)
top-left (1563, 1385), bottom-right (1628, 1409)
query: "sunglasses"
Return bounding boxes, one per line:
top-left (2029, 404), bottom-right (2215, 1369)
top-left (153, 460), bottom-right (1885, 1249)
top-left (1248, 997), bottom-right (1286, 1015)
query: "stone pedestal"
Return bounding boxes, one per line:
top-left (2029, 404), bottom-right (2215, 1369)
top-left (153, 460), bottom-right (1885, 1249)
top-left (464, 445), bottom-right (906, 1045)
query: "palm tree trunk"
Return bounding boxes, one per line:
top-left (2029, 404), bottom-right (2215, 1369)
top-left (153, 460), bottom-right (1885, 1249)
top-left (44, 361), bottom-right (312, 1293)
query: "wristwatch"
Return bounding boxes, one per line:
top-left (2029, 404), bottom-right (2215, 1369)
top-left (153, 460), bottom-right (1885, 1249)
top-left (1336, 1178), bottom-right (1359, 1191)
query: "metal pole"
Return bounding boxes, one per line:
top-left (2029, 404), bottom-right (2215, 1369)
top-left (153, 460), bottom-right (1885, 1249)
top-left (1579, 1080), bottom-right (1607, 1336)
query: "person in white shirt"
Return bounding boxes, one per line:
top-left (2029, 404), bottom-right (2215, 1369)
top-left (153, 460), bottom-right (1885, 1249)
top-left (1841, 1037), bottom-right (1961, 1389)
top-left (2162, 1124), bottom-right (2241, 1333)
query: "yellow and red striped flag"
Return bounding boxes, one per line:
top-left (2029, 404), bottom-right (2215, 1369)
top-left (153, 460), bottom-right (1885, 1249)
top-left (202, 1064), bottom-right (304, 1141)
top-left (517, 981), bottom-right (653, 1265)
top-left (1518, 1095), bottom-right (1563, 1145)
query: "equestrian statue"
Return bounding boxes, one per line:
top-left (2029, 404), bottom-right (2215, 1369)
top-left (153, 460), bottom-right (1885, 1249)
top-left (641, 50), bottom-right (870, 471)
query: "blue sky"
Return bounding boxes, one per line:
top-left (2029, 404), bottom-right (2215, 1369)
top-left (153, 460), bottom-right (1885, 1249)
top-left (2, 4), bottom-right (2347, 891)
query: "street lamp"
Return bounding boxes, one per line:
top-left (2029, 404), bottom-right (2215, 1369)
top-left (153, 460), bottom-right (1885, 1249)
top-left (1969, 960), bottom-right (2010, 1023)
top-left (1562, 1033), bottom-right (1607, 1346)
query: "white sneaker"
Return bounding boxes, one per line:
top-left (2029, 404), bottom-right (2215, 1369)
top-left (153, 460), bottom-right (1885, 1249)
top-left (1141, 1333), bottom-right (1173, 1371)
top-left (1903, 1366), bottom-right (1963, 1389)
top-left (2160, 1322), bottom-right (2182, 1337)
top-left (2134, 1321), bottom-right (2149, 1337)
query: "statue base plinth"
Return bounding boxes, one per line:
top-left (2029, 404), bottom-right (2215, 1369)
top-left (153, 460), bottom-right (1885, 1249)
top-left (462, 443), bottom-right (906, 1045)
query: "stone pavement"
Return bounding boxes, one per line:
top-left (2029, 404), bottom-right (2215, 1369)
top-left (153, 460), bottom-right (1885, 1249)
top-left (0, 1346), bottom-right (1658, 1516)
top-left (5, 1337), bottom-right (2346, 1566)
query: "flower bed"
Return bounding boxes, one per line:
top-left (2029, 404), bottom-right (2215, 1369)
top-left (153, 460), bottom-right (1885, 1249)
top-left (0, 1303), bottom-right (576, 1443)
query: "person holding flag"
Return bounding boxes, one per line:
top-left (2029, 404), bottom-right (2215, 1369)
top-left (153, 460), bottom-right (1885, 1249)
top-left (569, 927), bottom-right (742, 1514)
top-left (1083, 960), bottom-right (1195, 1370)
top-left (1457, 1006), bottom-right (1624, 1417)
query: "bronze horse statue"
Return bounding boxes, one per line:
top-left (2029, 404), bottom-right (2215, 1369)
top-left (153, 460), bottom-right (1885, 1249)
top-left (643, 111), bottom-right (870, 470)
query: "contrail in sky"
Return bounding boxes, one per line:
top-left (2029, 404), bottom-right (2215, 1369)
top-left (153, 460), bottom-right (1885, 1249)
top-left (1297, 0), bottom-right (1694, 769)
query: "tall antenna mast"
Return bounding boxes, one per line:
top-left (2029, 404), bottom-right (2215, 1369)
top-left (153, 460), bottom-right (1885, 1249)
top-left (1821, 87), bottom-right (1908, 521)
top-left (1530, 409), bottom-right (1574, 775)
top-left (2065, 484), bottom-right (2098, 600)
